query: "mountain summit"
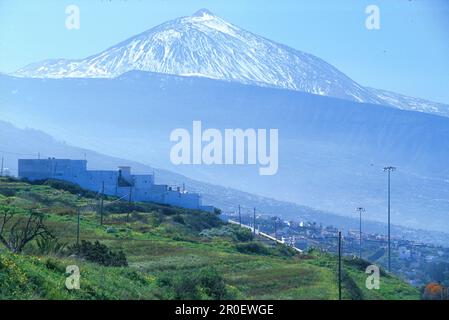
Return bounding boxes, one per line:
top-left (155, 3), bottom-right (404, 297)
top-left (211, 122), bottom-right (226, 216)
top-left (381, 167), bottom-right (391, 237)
top-left (193, 8), bottom-right (215, 17)
top-left (13, 9), bottom-right (449, 115)
top-left (13, 9), bottom-right (382, 103)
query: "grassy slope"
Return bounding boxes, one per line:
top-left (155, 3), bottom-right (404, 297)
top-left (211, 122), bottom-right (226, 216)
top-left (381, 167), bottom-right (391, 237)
top-left (0, 178), bottom-right (420, 300)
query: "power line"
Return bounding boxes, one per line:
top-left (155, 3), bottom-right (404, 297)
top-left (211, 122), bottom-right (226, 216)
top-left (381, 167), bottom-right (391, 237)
top-left (0, 149), bottom-right (39, 157)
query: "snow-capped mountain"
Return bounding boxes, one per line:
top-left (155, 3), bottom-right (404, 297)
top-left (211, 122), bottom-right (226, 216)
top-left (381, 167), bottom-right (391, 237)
top-left (13, 8), bottom-right (449, 115)
top-left (14, 9), bottom-right (383, 104)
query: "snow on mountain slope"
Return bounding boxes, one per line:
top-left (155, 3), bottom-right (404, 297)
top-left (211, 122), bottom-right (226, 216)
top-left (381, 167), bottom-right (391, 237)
top-left (13, 9), bottom-right (383, 104)
top-left (368, 87), bottom-right (449, 118)
top-left (13, 9), bottom-right (449, 116)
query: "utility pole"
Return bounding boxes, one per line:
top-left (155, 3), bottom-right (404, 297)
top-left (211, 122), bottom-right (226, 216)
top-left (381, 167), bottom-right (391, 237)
top-left (76, 208), bottom-right (81, 247)
top-left (253, 208), bottom-right (256, 236)
top-left (356, 207), bottom-right (365, 259)
top-left (99, 181), bottom-right (105, 225)
top-left (384, 166), bottom-right (396, 272)
top-left (127, 186), bottom-right (133, 223)
top-left (274, 217), bottom-right (277, 241)
top-left (238, 205), bottom-right (242, 227)
top-left (0, 157), bottom-right (3, 177)
top-left (338, 231), bottom-right (342, 300)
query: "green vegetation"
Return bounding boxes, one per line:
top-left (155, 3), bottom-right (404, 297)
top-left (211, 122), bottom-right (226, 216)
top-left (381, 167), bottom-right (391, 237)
top-left (68, 240), bottom-right (128, 267)
top-left (0, 177), bottom-right (420, 300)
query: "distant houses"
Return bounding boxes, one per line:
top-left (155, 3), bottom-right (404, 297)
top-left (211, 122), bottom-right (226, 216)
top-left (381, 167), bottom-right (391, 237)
top-left (18, 158), bottom-right (214, 212)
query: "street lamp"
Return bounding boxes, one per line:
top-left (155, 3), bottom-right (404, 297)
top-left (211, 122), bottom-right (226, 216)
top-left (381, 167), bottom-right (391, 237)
top-left (356, 207), bottom-right (365, 259)
top-left (383, 166), bottom-right (396, 272)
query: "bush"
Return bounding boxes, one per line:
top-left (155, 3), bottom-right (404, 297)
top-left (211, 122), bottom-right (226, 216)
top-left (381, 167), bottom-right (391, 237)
top-left (232, 226), bottom-right (254, 242)
top-left (236, 242), bottom-right (270, 255)
top-left (423, 283), bottom-right (445, 300)
top-left (27, 179), bottom-right (98, 199)
top-left (68, 240), bottom-right (128, 267)
top-left (106, 227), bottom-right (118, 234)
top-left (0, 187), bottom-right (16, 197)
top-left (45, 258), bottom-right (66, 273)
top-left (345, 258), bottom-right (388, 277)
top-left (183, 212), bottom-right (223, 232)
top-left (173, 214), bottom-right (185, 225)
top-left (236, 241), bottom-right (296, 258)
top-left (272, 245), bottom-right (297, 258)
top-left (200, 225), bottom-right (254, 242)
top-left (161, 207), bottom-right (177, 216)
top-left (157, 267), bottom-right (232, 300)
top-left (36, 237), bottom-right (67, 256)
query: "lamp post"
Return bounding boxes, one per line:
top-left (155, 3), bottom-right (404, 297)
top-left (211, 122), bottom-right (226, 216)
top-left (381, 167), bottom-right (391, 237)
top-left (338, 231), bottom-right (342, 300)
top-left (238, 205), bottom-right (241, 227)
top-left (273, 216), bottom-right (278, 241)
top-left (383, 166), bottom-right (396, 272)
top-left (253, 208), bottom-right (256, 236)
top-left (356, 207), bottom-right (365, 259)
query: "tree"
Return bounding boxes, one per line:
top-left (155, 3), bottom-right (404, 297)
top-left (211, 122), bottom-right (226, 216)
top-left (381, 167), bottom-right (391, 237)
top-left (0, 205), bottom-right (53, 253)
top-left (423, 283), bottom-right (445, 300)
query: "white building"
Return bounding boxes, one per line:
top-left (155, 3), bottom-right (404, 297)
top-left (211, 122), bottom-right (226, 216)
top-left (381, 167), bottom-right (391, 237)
top-left (18, 158), bottom-right (214, 212)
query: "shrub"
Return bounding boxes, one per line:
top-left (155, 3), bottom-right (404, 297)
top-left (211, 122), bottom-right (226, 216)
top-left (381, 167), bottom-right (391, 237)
top-left (106, 227), bottom-right (118, 234)
top-left (28, 179), bottom-right (98, 198)
top-left (200, 226), bottom-right (233, 238)
top-left (198, 267), bottom-right (229, 300)
top-left (0, 187), bottom-right (16, 197)
top-left (36, 237), bottom-right (67, 256)
top-left (345, 258), bottom-right (388, 277)
top-left (342, 272), bottom-right (364, 300)
top-left (161, 207), bottom-right (177, 216)
top-left (183, 212), bottom-right (222, 232)
top-left (68, 240), bottom-right (128, 267)
top-left (200, 225), bottom-right (254, 242)
top-left (236, 241), bottom-right (296, 257)
top-left (232, 226), bottom-right (254, 242)
top-left (423, 283), bottom-right (445, 300)
top-left (272, 244), bottom-right (297, 258)
top-left (157, 267), bottom-right (232, 300)
top-left (45, 258), bottom-right (66, 273)
top-left (173, 214), bottom-right (185, 225)
top-left (236, 242), bottom-right (270, 255)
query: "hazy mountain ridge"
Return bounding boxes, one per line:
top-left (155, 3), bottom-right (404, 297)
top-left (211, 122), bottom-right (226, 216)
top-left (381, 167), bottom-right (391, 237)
top-left (368, 87), bottom-right (449, 118)
top-left (1, 71), bottom-right (449, 234)
top-left (2, 119), bottom-right (448, 246)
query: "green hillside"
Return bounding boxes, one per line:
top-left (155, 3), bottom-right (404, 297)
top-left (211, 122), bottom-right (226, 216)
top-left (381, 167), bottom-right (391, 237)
top-left (0, 177), bottom-right (419, 300)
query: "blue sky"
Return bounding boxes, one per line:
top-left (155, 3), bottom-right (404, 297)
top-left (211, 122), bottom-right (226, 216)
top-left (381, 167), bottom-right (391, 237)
top-left (0, 0), bottom-right (448, 103)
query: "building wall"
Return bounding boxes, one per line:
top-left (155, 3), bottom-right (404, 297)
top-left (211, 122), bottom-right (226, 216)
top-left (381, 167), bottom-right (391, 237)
top-left (17, 159), bottom-right (212, 212)
top-left (18, 159), bottom-right (87, 181)
top-left (163, 190), bottom-right (202, 210)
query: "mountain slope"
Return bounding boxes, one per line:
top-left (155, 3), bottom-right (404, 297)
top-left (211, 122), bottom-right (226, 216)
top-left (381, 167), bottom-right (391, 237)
top-left (0, 178), bottom-right (421, 300)
top-left (0, 119), bottom-right (368, 234)
top-left (369, 87), bottom-right (449, 118)
top-left (2, 72), bottom-right (449, 236)
top-left (3, 117), bottom-right (449, 246)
